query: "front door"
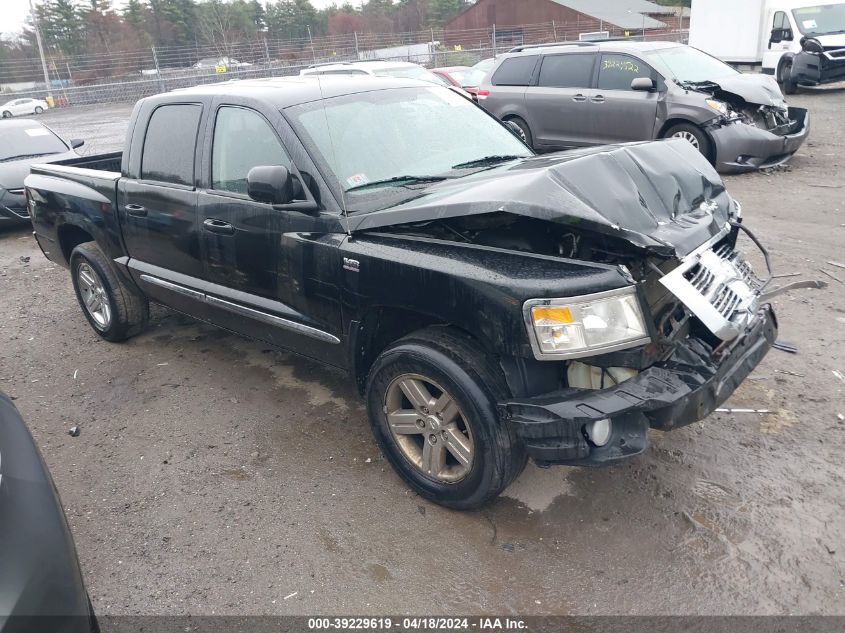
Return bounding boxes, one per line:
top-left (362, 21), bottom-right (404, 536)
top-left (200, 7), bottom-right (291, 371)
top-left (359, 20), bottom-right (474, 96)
top-left (196, 103), bottom-right (342, 362)
top-left (590, 53), bottom-right (661, 144)
top-left (525, 53), bottom-right (598, 148)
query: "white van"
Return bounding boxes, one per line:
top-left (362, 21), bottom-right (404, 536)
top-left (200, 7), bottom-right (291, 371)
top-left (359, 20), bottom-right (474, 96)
top-left (689, 1), bottom-right (845, 92)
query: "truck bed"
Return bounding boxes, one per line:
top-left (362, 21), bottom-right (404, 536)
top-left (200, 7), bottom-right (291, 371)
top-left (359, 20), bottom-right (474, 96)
top-left (46, 151), bottom-right (122, 173)
top-left (25, 157), bottom-right (124, 268)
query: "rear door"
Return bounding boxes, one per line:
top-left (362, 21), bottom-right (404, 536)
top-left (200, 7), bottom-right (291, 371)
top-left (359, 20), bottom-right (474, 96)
top-left (525, 53), bottom-right (598, 148)
top-left (590, 53), bottom-right (662, 143)
top-left (118, 102), bottom-right (204, 306)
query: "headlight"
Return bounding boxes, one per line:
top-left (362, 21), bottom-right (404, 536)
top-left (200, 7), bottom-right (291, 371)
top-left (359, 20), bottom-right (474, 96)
top-left (705, 99), bottom-right (729, 116)
top-left (524, 288), bottom-right (650, 359)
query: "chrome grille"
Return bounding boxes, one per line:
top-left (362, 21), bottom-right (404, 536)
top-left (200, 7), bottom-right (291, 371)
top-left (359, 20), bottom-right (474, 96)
top-left (660, 235), bottom-right (763, 341)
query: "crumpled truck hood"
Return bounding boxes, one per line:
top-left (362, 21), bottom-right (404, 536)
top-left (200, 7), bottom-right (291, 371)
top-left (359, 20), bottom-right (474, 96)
top-left (707, 73), bottom-right (787, 106)
top-left (347, 138), bottom-right (731, 259)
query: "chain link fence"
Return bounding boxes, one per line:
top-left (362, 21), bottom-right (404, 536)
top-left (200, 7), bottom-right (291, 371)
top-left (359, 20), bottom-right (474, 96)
top-left (1, 20), bottom-right (688, 109)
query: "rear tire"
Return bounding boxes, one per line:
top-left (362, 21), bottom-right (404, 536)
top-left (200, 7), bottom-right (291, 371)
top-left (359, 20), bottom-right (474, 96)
top-left (778, 58), bottom-right (798, 95)
top-left (365, 327), bottom-right (527, 510)
top-left (665, 122), bottom-right (712, 162)
top-left (70, 242), bottom-right (149, 342)
top-left (506, 116), bottom-right (533, 150)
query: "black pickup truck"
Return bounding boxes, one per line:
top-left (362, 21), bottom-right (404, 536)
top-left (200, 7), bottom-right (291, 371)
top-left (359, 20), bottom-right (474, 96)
top-left (26, 76), bottom-right (787, 509)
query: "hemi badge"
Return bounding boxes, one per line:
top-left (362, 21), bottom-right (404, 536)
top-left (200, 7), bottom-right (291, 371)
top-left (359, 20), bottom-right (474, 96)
top-left (343, 257), bottom-right (360, 272)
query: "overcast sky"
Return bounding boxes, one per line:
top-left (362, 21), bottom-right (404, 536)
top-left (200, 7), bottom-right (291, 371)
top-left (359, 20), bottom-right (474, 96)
top-left (3, 0), bottom-right (351, 37)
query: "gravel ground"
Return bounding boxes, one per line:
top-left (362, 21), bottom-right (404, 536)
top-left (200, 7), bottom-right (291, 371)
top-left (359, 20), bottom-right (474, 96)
top-left (1, 92), bottom-right (843, 617)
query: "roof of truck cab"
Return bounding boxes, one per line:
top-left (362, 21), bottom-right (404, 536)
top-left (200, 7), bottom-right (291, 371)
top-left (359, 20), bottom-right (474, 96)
top-left (163, 75), bottom-right (434, 108)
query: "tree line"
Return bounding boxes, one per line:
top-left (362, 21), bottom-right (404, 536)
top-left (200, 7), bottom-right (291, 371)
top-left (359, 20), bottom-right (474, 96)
top-left (0, 0), bottom-right (473, 81)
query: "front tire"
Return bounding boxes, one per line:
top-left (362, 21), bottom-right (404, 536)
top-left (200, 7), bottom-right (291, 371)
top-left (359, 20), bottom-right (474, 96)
top-left (365, 327), bottom-right (527, 510)
top-left (506, 116), bottom-right (533, 150)
top-left (665, 122), bottom-right (712, 162)
top-left (778, 58), bottom-right (798, 95)
top-left (70, 242), bottom-right (149, 342)
top-left (1, 111), bottom-right (11, 118)
top-left (34, 106), bottom-right (44, 114)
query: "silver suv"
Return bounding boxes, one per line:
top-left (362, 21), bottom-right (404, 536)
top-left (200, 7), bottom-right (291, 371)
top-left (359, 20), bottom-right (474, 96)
top-left (478, 41), bottom-right (810, 173)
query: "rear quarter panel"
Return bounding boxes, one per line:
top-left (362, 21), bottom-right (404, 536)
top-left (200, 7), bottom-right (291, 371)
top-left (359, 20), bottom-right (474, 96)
top-left (25, 165), bottom-right (123, 267)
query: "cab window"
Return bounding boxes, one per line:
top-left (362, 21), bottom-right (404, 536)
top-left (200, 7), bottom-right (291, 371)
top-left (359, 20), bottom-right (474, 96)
top-left (211, 106), bottom-right (292, 195)
top-left (141, 104), bottom-right (202, 186)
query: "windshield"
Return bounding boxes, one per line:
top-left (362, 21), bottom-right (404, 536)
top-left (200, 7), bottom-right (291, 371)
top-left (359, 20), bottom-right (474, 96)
top-left (450, 68), bottom-right (486, 87)
top-left (0, 124), bottom-right (67, 162)
top-left (288, 86), bottom-right (531, 209)
top-left (794, 4), bottom-right (845, 35)
top-left (644, 45), bottom-right (739, 84)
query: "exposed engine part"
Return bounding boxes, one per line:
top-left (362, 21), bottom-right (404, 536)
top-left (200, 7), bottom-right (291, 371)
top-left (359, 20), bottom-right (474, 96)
top-left (567, 362), bottom-right (639, 389)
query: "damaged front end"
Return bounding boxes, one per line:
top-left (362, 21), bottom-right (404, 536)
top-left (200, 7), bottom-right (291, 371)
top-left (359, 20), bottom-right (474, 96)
top-left (351, 140), bottom-right (820, 467)
top-left (503, 222), bottom-right (784, 466)
top-left (792, 37), bottom-right (845, 87)
top-left (692, 76), bottom-right (810, 172)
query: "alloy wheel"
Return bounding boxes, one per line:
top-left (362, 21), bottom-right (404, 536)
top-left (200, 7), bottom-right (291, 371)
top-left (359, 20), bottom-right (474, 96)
top-left (384, 374), bottom-right (474, 483)
top-left (77, 262), bottom-right (112, 329)
top-left (672, 130), bottom-right (700, 149)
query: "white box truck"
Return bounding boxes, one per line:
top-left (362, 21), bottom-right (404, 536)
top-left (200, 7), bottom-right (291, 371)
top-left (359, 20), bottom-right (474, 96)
top-left (689, 0), bottom-right (845, 92)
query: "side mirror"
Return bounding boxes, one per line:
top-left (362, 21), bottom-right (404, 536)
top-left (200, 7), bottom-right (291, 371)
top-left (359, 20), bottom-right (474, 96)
top-left (70, 139), bottom-right (84, 149)
top-left (247, 165), bottom-right (293, 205)
top-left (631, 77), bottom-right (656, 91)
top-left (801, 36), bottom-right (824, 54)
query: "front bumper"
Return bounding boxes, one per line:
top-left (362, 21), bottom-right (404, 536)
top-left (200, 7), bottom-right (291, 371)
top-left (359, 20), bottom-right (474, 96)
top-left (792, 50), bottom-right (845, 86)
top-left (710, 107), bottom-right (809, 173)
top-left (0, 190), bottom-right (30, 227)
top-left (500, 305), bottom-right (777, 466)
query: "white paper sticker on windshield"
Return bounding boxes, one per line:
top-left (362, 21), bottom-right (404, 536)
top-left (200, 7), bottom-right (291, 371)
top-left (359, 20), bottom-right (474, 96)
top-left (24, 128), bottom-right (50, 137)
top-left (346, 173), bottom-right (369, 187)
top-left (802, 19), bottom-right (818, 29)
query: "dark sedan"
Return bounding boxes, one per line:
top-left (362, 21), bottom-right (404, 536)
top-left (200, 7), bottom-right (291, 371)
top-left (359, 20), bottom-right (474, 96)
top-left (0, 119), bottom-right (83, 228)
top-left (0, 392), bottom-right (97, 632)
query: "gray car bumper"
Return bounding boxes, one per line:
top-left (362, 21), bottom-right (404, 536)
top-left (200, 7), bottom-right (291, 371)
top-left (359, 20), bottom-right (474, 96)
top-left (709, 107), bottom-right (810, 173)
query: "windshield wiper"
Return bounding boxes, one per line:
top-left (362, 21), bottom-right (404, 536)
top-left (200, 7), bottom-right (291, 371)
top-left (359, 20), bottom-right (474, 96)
top-left (451, 155), bottom-right (525, 169)
top-left (346, 175), bottom-right (448, 192)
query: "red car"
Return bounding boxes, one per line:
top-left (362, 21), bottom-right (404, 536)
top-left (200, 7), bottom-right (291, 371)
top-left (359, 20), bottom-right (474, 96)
top-left (430, 66), bottom-right (487, 99)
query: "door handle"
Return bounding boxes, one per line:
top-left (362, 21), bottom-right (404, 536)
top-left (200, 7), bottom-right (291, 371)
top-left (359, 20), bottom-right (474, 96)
top-left (591, 95), bottom-right (606, 103)
top-left (125, 204), bottom-right (147, 217)
top-left (203, 218), bottom-right (235, 235)
top-left (572, 94), bottom-right (587, 102)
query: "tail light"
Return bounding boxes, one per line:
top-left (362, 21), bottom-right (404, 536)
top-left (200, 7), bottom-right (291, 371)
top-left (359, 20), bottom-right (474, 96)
top-left (476, 89), bottom-right (490, 100)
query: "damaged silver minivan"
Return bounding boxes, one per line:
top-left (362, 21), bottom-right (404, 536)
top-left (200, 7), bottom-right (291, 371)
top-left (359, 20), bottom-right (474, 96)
top-left (478, 41), bottom-right (810, 173)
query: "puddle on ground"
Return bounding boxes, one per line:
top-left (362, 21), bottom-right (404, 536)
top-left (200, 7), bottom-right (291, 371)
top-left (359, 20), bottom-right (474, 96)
top-left (502, 463), bottom-right (576, 512)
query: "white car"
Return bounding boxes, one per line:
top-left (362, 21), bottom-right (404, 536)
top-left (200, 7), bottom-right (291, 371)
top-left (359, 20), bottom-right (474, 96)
top-left (300, 60), bottom-right (454, 84)
top-left (1, 98), bottom-right (49, 118)
top-left (300, 61), bottom-right (475, 99)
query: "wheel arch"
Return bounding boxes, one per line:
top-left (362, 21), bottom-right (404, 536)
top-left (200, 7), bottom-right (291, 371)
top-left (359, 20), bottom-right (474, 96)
top-left (349, 306), bottom-right (498, 396)
top-left (659, 118), bottom-right (716, 164)
top-left (57, 224), bottom-right (95, 266)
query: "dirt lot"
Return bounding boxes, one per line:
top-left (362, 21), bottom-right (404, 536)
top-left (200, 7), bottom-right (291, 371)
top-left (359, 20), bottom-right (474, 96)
top-left (1, 93), bottom-right (843, 617)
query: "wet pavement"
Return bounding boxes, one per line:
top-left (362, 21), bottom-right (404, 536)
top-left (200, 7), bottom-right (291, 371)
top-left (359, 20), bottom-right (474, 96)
top-left (1, 92), bottom-right (843, 616)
